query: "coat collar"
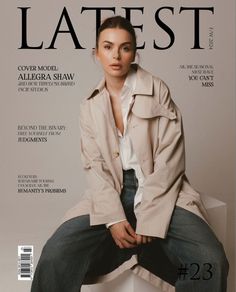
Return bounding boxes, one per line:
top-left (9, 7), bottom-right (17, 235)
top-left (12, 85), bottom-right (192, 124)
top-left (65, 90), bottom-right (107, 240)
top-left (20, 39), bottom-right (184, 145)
top-left (132, 64), bottom-right (153, 96)
top-left (86, 63), bottom-right (153, 99)
top-left (86, 64), bottom-right (176, 120)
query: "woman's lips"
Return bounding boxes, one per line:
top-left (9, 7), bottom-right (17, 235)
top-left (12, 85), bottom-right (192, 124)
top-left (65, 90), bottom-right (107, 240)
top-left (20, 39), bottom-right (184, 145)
top-left (110, 64), bottom-right (122, 70)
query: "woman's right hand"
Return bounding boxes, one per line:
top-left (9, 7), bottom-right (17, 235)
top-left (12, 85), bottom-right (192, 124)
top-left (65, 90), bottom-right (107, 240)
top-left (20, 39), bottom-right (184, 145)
top-left (109, 220), bottom-right (137, 249)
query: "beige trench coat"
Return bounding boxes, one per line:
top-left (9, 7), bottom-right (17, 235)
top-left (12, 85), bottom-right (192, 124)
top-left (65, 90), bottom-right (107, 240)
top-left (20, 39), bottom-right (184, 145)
top-left (62, 64), bottom-right (209, 291)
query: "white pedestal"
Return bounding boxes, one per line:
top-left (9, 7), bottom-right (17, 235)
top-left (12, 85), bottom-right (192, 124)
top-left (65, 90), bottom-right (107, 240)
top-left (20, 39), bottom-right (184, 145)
top-left (82, 270), bottom-right (158, 292)
top-left (201, 194), bottom-right (227, 246)
top-left (82, 195), bottom-right (227, 292)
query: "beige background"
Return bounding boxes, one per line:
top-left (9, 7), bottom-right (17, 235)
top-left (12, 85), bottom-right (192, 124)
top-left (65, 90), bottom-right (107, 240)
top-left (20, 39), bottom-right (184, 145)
top-left (1, 1), bottom-right (235, 291)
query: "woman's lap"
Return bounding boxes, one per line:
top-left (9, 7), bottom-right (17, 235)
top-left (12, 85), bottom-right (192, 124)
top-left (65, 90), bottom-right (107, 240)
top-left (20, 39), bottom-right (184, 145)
top-left (31, 169), bottom-right (229, 291)
top-left (36, 205), bottom-right (228, 280)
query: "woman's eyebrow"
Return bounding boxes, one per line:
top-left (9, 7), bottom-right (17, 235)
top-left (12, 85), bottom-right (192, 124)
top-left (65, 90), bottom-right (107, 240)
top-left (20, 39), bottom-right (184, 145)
top-left (102, 41), bottom-right (113, 44)
top-left (102, 40), bottom-right (132, 45)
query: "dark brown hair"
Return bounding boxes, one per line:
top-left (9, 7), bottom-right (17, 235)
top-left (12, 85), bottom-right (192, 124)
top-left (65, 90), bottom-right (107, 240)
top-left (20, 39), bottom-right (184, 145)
top-left (96, 16), bottom-right (137, 54)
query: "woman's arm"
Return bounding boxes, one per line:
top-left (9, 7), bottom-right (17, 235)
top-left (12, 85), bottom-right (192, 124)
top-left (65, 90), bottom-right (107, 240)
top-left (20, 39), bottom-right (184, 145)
top-left (79, 101), bottom-right (127, 226)
top-left (80, 101), bottom-right (143, 248)
top-left (135, 81), bottom-right (186, 239)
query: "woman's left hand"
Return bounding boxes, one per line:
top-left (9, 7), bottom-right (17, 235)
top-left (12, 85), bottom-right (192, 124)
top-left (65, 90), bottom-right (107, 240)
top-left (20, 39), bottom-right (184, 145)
top-left (135, 234), bottom-right (154, 245)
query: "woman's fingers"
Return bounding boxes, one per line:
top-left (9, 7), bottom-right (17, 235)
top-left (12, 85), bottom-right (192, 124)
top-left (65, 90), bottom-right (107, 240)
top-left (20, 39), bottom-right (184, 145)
top-left (110, 221), bottom-right (155, 248)
top-left (136, 234), bottom-right (142, 245)
top-left (147, 236), bottom-right (153, 243)
top-left (110, 221), bottom-right (136, 248)
top-left (121, 239), bottom-right (136, 249)
top-left (136, 235), bottom-right (154, 245)
top-left (114, 238), bottom-right (123, 249)
top-left (125, 222), bottom-right (136, 238)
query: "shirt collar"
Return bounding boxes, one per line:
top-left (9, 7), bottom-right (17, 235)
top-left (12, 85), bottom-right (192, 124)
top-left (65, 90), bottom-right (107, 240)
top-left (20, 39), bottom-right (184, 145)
top-left (120, 66), bottom-right (137, 97)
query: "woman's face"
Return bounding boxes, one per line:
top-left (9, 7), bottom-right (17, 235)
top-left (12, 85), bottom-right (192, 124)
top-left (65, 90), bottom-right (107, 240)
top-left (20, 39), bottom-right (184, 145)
top-left (96, 28), bottom-right (136, 80)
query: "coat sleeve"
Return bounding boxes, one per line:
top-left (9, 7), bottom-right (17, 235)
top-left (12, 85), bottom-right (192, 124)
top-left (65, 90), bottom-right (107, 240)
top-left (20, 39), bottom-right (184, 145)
top-left (135, 81), bottom-right (185, 238)
top-left (79, 101), bottom-right (126, 225)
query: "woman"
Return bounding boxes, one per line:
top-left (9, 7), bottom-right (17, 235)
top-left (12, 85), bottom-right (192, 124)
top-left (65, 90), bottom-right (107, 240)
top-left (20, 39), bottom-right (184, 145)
top-left (31, 16), bottom-right (229, 292)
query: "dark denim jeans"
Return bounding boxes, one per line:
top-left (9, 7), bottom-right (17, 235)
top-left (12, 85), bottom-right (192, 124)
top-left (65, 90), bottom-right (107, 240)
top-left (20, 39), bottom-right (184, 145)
top-left (31, 169), bottom-right (229, 292)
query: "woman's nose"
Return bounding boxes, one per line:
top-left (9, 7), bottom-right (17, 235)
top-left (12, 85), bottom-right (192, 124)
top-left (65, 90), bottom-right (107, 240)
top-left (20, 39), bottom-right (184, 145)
top-left (113, 49), bottom-right (121, 60)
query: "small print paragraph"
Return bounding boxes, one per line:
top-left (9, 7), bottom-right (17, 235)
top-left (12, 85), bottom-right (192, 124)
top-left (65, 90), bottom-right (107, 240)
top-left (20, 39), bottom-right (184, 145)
top-left (17, 124), bottom-right (66, 142)
top-left (178, 64), bottom-right (214, 87)
top-left (17, 174), bottom-right (67, 194)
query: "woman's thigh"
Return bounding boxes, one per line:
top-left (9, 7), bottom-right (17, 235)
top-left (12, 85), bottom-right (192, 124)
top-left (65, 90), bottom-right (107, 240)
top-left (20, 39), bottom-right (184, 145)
top-left (34, 214), bottom-right (135, 282)
top-left (42, 215), bottom-right (107, 261)
top-left (138, 206), bottom-right (229, 285)
top-left (161, 206), bottom-right (227, 266)
top-left (31, 215), bottom-right (110, 292)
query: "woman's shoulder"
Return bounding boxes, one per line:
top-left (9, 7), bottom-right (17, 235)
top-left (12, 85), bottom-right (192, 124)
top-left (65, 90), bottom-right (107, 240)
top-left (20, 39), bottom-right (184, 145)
top-left (79, 86), bottom-right (100, 113)
top-left (79, 81), bottom-right (105, 122)
top-left (136, 64), bottom-right (173, 106)
top-left (136, 64), bottom-right (170, 91)
top-left (83, 76), bottom-right (106, 102)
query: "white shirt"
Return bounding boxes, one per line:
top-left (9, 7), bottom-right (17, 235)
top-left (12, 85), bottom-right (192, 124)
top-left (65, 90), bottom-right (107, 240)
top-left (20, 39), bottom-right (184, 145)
top-left (106, 67), bottom-right (145, 227)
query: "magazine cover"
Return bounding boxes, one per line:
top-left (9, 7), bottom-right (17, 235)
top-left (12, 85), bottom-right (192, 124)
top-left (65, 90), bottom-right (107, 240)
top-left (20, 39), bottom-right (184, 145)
top-left (1, 1), bottom-right (235, 291)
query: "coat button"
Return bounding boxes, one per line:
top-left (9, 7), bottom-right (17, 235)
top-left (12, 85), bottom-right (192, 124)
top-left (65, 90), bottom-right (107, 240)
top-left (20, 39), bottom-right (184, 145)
top-left (113, 151), bottom-right (119, 158)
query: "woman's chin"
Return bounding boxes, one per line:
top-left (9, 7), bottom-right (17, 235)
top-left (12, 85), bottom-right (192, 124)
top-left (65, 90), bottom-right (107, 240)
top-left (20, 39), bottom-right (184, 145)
top-left (106, 69), bottom-right (129, 79)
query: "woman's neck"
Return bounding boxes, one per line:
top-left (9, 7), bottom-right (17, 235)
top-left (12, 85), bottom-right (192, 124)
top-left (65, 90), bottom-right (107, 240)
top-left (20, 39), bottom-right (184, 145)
top-left (105, 74), bottom-right (127, 99)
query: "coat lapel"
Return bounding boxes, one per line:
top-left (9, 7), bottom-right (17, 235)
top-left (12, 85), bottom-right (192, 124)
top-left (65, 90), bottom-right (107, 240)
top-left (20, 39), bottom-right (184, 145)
top-left (89, 89), bottom-right (124, 189)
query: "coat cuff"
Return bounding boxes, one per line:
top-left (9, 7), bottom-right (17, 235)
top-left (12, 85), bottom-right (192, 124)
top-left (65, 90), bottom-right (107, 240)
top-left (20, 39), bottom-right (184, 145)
top-left (135, 205), bottom-right (175, 238)
top-left (106, 219), bottom-right (126, 229)
top-left (135, 220), bottom-right (167, 239)
top-left (89, 209), bottom-right (127, 226)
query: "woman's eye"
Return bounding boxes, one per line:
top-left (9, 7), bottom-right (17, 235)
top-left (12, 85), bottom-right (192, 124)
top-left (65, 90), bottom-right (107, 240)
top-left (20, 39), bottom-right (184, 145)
top-left (104, 45), bottom-right (111, 50)
top-left (123, 46), bottom-right (131, 52)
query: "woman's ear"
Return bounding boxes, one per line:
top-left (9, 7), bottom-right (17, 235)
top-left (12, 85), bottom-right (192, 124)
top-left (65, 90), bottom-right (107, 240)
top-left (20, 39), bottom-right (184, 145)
top-left (132, 51), bottom-right (139, 64)
top-left (132, 52), bottom-right (136, 62)
top-left (94, 47), bottom-right (100, 61)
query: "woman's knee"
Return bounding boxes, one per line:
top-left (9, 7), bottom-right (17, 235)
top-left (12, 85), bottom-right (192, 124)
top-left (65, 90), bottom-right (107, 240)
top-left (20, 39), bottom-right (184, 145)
top-left (39, 233), bottom-right (66, 266)
top-left (39, 218), bottom-right (86, 263)
top-left (214, 243), bottom-right (229, 274)
top-left (200, 242), bottom-right (229, 276)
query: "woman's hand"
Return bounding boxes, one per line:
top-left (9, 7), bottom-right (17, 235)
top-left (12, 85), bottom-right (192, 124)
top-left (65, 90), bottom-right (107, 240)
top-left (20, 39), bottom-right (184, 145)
top-left (135, 234), bottom-right (154, 245)
top-left (109, 220), bottom-right (137, 249)
top-left (109, 221), bottom-right (155, 248)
